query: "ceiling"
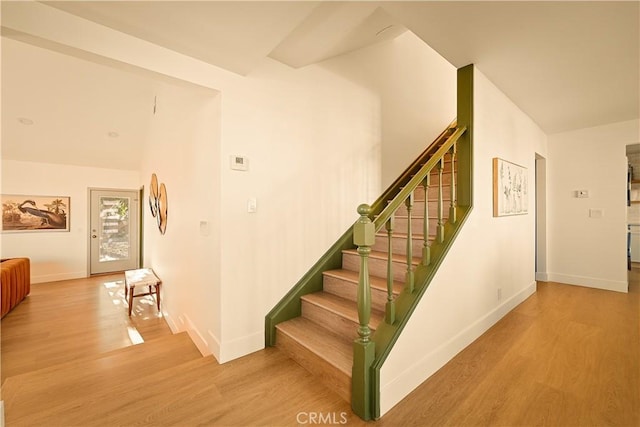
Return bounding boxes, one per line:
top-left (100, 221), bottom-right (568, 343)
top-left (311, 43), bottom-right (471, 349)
top-left (1, 36), bottom-right (157, 170)
top-left (2, 1), bottom-right (638, 170)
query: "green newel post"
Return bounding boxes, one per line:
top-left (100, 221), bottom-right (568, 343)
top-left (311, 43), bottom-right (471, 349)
top-left (352, 204), bottom-right (375, 420)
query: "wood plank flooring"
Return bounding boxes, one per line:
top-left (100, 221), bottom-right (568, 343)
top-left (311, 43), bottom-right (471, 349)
top-left (376, 270), bottom-right (640, 426)
top-left (1, 270), bottom-right (638, 426)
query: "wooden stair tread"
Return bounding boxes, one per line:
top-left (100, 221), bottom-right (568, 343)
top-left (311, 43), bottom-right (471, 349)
top-left (276, 317), bottom-right (352, 376)
top-left (323, 269), bottom-right (404, 295)
top-left (301, 292), bottom-right (384, 330)
top-left (376, 231), bottom-right (433, 240)
top-left (342, 248), bottom-right (421, 265)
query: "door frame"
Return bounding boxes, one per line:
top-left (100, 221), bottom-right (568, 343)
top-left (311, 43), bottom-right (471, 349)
top-left (87, 187), bottom-right (142, 275)
top-left (535, 154), bottom-right (548, 281)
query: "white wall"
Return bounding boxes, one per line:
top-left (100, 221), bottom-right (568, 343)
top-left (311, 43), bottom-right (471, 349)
top-left (0, 160), bottom-right (139, 282)
top-left (217, 58), bottom-right (381, 361)
top-left (139, 81), bottom-right (222, 357)
top-left (547, 119), bottom-right (640, 292)
top-left (379, 67), bottom-right (548, 415)
top-left (2, 3), bottom-right (381, 362)
top-left (320, 31), bottom-right (457, 188)
top-left (215, 32), bottom-right (458, 361)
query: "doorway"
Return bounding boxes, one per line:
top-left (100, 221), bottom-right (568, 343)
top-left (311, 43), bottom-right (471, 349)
top-left (535, 154), bottom-right (547, 281)
top-left (89, 189), bottom-right (140, 275)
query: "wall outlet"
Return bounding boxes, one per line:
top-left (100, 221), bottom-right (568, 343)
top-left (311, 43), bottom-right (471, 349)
top-left (497, 288), bottom-right (502, 301)
top-left (589, 208), bottom-right (604, 219)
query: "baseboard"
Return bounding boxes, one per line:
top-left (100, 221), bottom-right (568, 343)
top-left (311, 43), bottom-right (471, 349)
top-left (183, 315), bottom-right (212, 357)
top-left (162, 309), bottom-right (221, 361)
top-left (218, 330), bottom-right (264, 363)
top-left (207, 330), bottom-right (221, 362)
top-left (162, 309), bottom-right (180, 333)
top-left (546, 273), bottom-right (628, 293)
top-left (535, 271), bottom-right (549, 282)
top-left (163, 308), bottom-right (255, 363)
top-left (31, 271), bottom-right (85, 284)
top-left (161, 309), bottom-right (212, 357)
top-left (379, 281), bottom-right (537, 416)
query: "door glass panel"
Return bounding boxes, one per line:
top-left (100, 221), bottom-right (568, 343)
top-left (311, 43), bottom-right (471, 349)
top-left (99, 196), bottom-right (130, 262)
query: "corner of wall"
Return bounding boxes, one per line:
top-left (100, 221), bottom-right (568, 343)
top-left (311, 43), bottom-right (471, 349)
top-left (163, 309), bottom-right (221, 359)
top-left (218, 331), bottom-right (265, 364)
top-left (546, 273), bottom-right (628, 293)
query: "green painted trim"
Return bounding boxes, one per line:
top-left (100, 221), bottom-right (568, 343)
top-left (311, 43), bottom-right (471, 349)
top-left (351, 340), bottom-right (375, 420)
top-left (457, 64), bottom-right (474, 207)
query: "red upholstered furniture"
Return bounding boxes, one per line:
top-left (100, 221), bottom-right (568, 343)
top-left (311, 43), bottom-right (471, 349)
top-left (1, 258), bottom-right (30, 318)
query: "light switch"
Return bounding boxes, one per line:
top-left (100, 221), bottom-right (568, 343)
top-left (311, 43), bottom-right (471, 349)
top-left (576, 190), bottom-right (589, 198)
top-left (199, 220), bottom-right (210, 236)
top-left (247, 198), bottom-right (257, 213)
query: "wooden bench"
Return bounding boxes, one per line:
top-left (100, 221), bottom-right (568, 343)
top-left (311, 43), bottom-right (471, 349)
top-left (124, 268), bottom-right (161, 316)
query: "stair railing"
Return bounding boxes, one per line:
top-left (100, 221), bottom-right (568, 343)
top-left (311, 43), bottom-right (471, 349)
top-left (355, 125), bottom-right (465, 324)
top-left (352, 64), bottom-right (474, 421)
top-left (352, 126), bottom-right (468, 420)
top-left (264, 120), bottom-right (458, 347)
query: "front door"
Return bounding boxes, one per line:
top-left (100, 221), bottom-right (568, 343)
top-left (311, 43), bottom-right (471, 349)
top-left (89, 189), bottom-right (140, 274)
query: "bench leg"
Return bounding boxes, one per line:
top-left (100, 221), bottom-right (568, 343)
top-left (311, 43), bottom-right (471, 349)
top-left (155, 284), bottom-right (161, 311)
top-left (128, 286), bottom-right (134, 316)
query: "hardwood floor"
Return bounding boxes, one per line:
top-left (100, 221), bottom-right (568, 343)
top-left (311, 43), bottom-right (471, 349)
top-left (1, 271), bottom-right (638, 426)
top-left (377, 271), bottom-right (640, 427)
top-left (1, 274), bottom-right (171, 382)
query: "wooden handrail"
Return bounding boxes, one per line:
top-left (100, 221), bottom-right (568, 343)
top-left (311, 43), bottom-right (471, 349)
top-left (369, 119), bottom-right (457, 217)
top-left (373, 126), bottom-right (466, 231)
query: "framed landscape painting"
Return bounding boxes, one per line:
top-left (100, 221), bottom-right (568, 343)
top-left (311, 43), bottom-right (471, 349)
top-left (493, 158), bottom-right (528, 217)
top-left (1, 195), bottom-right (70, 232)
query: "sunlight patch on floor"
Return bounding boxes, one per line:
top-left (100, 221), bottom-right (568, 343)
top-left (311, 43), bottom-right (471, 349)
top-left (127, 326), bottom-right (144, 345)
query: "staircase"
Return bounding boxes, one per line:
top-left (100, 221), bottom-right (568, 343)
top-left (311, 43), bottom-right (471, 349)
top-left (274, 154), bottom-right (455, 404)
top-left (266, 65), bottom-right (473, 420)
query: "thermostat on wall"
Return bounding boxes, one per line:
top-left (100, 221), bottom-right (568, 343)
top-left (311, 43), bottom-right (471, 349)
top-left (230, 155), bottom-right (249, 171)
